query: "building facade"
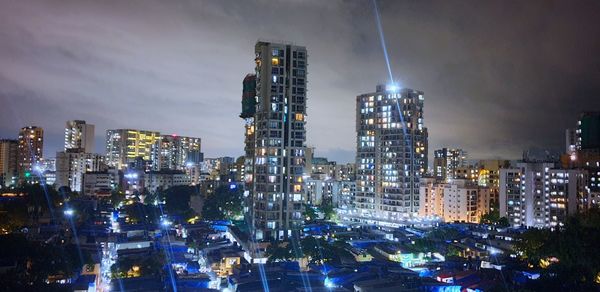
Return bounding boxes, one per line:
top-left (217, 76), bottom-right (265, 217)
top-left (576, 112), bottom-right (600, 150)
top-left (334, 163), bottom-right (356, 181)
top-left (419, 178), bottom-right (491, 223)
top-left (499, 162), bottom-right (588, 228)
top-left (17, 126), bottom-right (44, 180)
top-left (251, 41), bottom-right (307, 240)
top-left (241, 74), bottom-right (257, 220)
top-left (442, 180), bottom-right (491, 223)
top-left (352, 85), bottom-right (428, 226)
top-left (151, 135), bottom-right (202, 171)
top-left (55, 149), bottom-right (105, 192)
top-left (564, 112), bottom-right (600, 210)
top-left (106, 129), bottom-right (160, 169)
top-left (0, 139), bottom-right (18, 187)
top-left (144, 170), bottom-right (191, 193)
top-left (433, 148), bottom-right (467, 181)
top-left (65, 120), bottom-right (95, 153)
top-left (83, 171), bottom-right (118, 198)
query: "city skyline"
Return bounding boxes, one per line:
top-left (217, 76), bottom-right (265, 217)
top-left (1, 2), bottom-right (600, 290)
top-left (2, 0), bottom-right (600, 163)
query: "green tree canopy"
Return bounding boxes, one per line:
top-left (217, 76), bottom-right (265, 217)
top-left (202, 184), bottom-right (243, 220)
top-left (515, 208), bottom-right (600, 290)
top-left (160, 185), bottom-right (197, 216)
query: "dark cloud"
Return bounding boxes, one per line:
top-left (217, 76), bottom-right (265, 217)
top-left (0, 0), bottom-right (599, 163)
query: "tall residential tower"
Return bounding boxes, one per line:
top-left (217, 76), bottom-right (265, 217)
top-left (433, 148), bottom-right (467, 181)
top-left (351, 85), bottom-right (428, 226)
top-left (106, 129), bottom-right (160, 169)
top-left (0, 139), bottom-right (18, 187)
top-left (65, 120), bottom-right (95, 153)
top-left (17, 126), bottom-right (44, 180)
top-left (251, 41), bottom-right (307, 240)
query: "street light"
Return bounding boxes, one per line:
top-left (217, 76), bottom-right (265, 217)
top-left (64, 209), bottom-right (75, 217)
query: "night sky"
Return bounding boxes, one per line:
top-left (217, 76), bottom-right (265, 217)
top-left (1, 0), bottom-right (600, 163)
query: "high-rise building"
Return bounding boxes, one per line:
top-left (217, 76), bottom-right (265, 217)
top-left (576, 112), bottom-right (600, 150)
top-left (565, 128), bottom-right (577, 157)
top-left (55, 149), bottom-right (105, 192)
top-left (334, 163), bottom-right (356, 181)
top-left (105, 129), bottom-right (160, 169)
top-left (443, 180), bottom-right (491, 223)
top-left (241, 73), bottom-right (257, 193)
top-left (0, 139), bottom-right (18, 187)
top-left (419, 178), bottom-right (443, 219)
top-left (499, 162), bottom-right (588, 228)
top-left (65, 120), bottom-right (95, 153)
top-left (433, 148), bottom-right (467, 181)
top-left (563, 112), bottom-right (600, 210)
top-left (352, 84), bottom-right (428, 226)
top-left (151, 135), bottom-right (202, 170)
top-left (17, 126), bottom-right (44, 180)
top-left (310, 157), bottom-right (336, 180)
top-left (251, 41), bottom-right (307, 240)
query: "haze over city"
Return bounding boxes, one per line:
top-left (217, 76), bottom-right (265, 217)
top-left (2, 0), bottom-right (600, 291)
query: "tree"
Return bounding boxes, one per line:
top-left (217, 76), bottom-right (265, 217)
top-left (111, 251), bottom-right (165, 279)
top-left (202, 184), bottom-right (243, 220)
top-left (161, 185), bottom-right (196, 215)
top-left (300, 237), bottom-right (339, 265)
top-left (110, 189), bottom-right (124, 208)
top-left (265, 241), bottom-right (293, 263)
top-left (446, 245), bottom-right (462, 257)
top-left (426, 226), bottom-right (462, 242)
top-left (0, 184), bottom-right (65, 231)
top-left (411, 238), bottom-right (436, 253)
top-left (515, 208), bottom-right (600, 290)
top-left (303, 204), bottom-right (317, 222)
top-left (320, 198), bottom-right (335, 221)
top-left (480, 209), bottom-right (509, 227)
top-left (123, 202), bottom-right (159, 224)
top-left (143, 189), bottom-right (158, 205)
top-left (0, 234), bottom-right (89, 289)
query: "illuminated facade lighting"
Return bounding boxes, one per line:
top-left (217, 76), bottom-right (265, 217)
top-left (351, 85), bottom-right (428, 225)
top-left (105, 129), bottom-right (160, 169)
top-left (17, 126), bottom-right (44, 182)
top-left (250, 41), bottom-right (307, 240)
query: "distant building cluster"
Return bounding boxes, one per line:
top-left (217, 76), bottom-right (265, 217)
top-left (1, 41), bottom-right (598, 245)
top-left (0, 120), bottom-right (208, 199)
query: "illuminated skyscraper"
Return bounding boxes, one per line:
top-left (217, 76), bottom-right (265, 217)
top-left (351, 85), bottom-right (428, 226)
top-left (240, 74), bottom-right (256, 183)
top-left (499, 163), bottom-right (587, 228)
top-left (0, 139), bottom-right (18, 187)
top-left (251, 41), bottom-right (307, 240)
top-left (240, 73), bottom-right (257, 225)
top-left (17, 126), bottom-right (44, 180)
top-left (65, 120), bottom-right (95, 153)
top-left (151, 135), bottom-right (202, 170)
top-left (105, 129), bottom-right (160, 169)
top-left (576, 112), bottom-right (600, 150)
top-left (433, 148), bottom-right (467, 181)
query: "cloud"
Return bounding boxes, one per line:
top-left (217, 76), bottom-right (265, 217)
top-left (1, 0), bottom-right (599, 164)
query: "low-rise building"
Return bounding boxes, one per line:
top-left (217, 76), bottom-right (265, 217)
top-left (144, 170), bottom-right (191, 193)
top-left (83, 171), bottom-right (118, 197)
